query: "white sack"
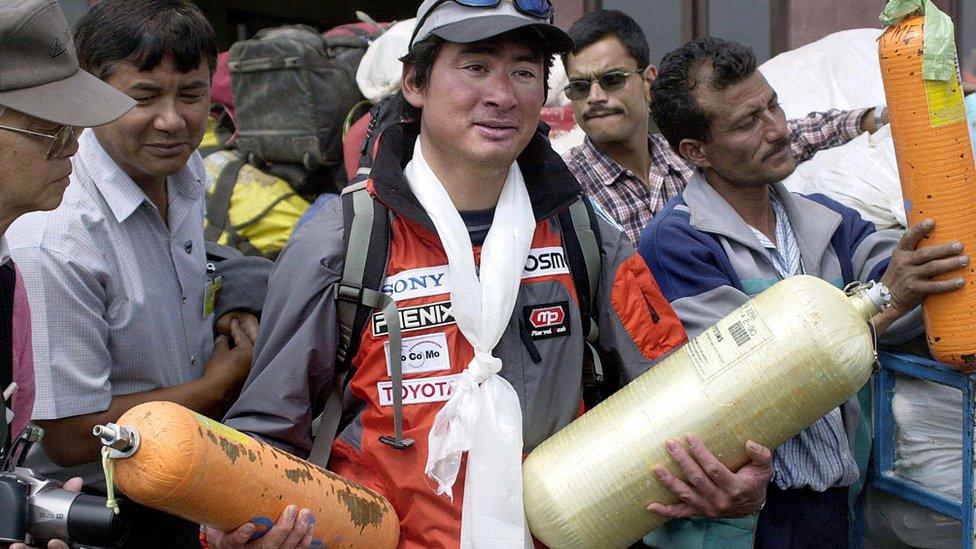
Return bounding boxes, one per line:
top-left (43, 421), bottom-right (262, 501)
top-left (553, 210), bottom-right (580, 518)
top-left (357, 19), bottom-right (415, 104)
top-left (784, 125), bottom-right (906, 230)
top-left (759, 28), bottom-right (907, 231)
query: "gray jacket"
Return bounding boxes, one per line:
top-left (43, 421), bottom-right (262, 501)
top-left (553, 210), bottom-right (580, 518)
top-left (638, 174), bottom-right (920, 548)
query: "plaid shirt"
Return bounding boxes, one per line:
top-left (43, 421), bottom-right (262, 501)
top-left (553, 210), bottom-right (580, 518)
top-left (563, 108), bottom-right (869, 244)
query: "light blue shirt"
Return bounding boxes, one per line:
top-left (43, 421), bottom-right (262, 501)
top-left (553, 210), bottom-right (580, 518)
top-left (749, 193), bottom-right (860, 491)
top-left (6, 129), bottom-right (213, 485)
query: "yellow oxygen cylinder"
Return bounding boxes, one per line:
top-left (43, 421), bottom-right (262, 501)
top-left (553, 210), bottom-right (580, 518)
top-left (94, 401), bottom-right (399, 548)
top-left (522, 275), bottom-right (887, 549)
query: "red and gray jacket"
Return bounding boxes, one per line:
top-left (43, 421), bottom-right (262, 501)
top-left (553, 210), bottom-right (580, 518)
top-left (223, 120), bottom-right (687, 548)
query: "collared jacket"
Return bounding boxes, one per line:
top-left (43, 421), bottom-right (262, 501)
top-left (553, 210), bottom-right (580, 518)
top-left (223, 121), bottom-right (687, 548)
top-left (637, 174), bottom-right (919, 549)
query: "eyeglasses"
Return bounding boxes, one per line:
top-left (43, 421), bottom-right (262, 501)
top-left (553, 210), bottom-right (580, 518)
top-left (410, 0), bottom-right (554, 47)
top-left (563, 68), bottom-right (646, 101)
top-left (0, 123), bottom-right (76, 159)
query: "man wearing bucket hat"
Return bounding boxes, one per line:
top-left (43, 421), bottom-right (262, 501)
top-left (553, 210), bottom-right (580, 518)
top-left (7, 1), bottom-right (272, 547)
top-left (0, 0), bottom-right (133, 470)
top-left (214, 1), bottom-right (770, 548)
top-left (0, 1), bottom-right (132, 548)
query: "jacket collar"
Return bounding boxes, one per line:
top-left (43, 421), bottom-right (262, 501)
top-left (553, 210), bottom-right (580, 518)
top-left (682, 172), bottom-right (842, 270)
top-left (368, 121), bottom-right (583, 233)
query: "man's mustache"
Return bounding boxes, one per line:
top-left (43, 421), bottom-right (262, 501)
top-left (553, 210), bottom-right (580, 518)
top-left (762, 138), bottom-right (790, 161)
top-left (583, 107), bottom-right (623, 120)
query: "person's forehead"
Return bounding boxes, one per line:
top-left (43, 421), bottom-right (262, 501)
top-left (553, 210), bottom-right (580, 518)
top-left (107, 55), bottom-right (210, 87)
top-left (0, 107), bottom-right (55, 128)
top-left (443, 35), bottom-right (542, 61)
top-left (696, 66), bottom-right (771, 120)
top-left (566, 36), bottom-right (638, 77)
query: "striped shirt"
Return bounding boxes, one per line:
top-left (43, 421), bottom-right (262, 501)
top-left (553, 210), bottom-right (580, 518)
top-left (564, 108), bottom-right (869, 244)
top-left (748, 192), bottom-right (860, 491)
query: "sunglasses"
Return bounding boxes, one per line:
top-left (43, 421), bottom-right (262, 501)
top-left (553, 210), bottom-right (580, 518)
top-left (563, 68), bottom-right (645, 101)
top-left (410, 0), bottom-right (554, 46)
top-left (0, 122), bottom-right (76, 159)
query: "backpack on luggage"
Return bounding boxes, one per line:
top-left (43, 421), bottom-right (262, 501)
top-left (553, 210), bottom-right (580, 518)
top-left (228, 25), bottom-right (361, 171)
top-left (203, 19), bottom-right (394, 260)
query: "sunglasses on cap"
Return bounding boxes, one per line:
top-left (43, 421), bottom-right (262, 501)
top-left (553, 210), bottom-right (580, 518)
top-left (0, 122), bottom-right (76, 160)
top-left (411, 0), bottom-right (555, 46)
top-left (563, 68), bottom-right (646, 101)
top-left (431, 0), bottom-right (552, 19)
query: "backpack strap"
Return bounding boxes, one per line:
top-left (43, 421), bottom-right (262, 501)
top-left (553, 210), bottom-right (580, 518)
top-left (204, 154), bottom-right (271, 258)
top-left (307, 376), bottom-right (343, 466)
top-left (205, 154), bottom-right (246, 243)
top-left (334, 181), bottom-right (390, 369)
top-left (559, 198), bottom-right (602, 340)
top-left (558, 197), bottom-right (606, 388)
top-left (308, 181), bottom-right (413, 467)
top-left (570, 198), bottom-right (602, 339)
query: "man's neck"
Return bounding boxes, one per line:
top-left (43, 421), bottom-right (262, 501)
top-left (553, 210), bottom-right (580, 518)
top-left (704, 170), bottom-right (776, 241)
top-left (134, 176), bottom-right (170, 227)
top-left (592, 118), bottom-right (652, 185)
top-left (419, 134), bottom-right (509, 211)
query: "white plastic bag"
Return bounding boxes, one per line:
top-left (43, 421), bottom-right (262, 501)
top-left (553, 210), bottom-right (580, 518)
top-left (760, 29), bottom-right (907, 230)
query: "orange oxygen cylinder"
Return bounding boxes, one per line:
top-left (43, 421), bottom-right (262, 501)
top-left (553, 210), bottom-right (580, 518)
top-left (93, 401), bottom-right (399, 548)
top-left (879, 15), bottom-right (976, 369)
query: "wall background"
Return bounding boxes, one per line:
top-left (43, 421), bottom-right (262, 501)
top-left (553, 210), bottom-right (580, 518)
top-left (58, 0), bottom-right (974, 75)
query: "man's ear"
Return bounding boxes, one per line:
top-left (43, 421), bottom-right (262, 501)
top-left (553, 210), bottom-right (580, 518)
top-left (401, 63), bottom-right (426, 109)
top-left (642, 64), bottom-right (657, 103)
top-left (678, 138), bottom-right (710, 169)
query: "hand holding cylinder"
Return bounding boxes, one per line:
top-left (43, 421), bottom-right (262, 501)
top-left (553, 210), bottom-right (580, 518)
top-left (876, 219), bottom-right (969, 335)
top-left (203, 505), bottom-right (316, 549)
top-left (647, 435), bottom-right (772, 519)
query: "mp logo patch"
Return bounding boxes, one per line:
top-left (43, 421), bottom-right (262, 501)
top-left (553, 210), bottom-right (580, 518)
top-left (523, 301), bottom-right (571, 340)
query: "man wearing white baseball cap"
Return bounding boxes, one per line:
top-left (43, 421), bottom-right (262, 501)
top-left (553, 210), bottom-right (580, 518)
top-left (0, 0), bottom-right (133, 465)
top-left (213, 1), bottom-right (765, 548)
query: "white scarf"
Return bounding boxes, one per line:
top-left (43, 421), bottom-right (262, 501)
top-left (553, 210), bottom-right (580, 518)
top-left (405, 138), bottom-right (535, 548)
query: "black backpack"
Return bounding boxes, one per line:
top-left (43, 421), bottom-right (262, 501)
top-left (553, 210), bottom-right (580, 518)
top-left (322, 18), bottom-right (391, 91)
top-left (228, 25), bottom-right (361, 171)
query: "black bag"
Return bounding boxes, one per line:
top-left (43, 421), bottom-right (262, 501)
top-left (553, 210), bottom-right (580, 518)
top-left (228, 25), bottom-right (360, 170)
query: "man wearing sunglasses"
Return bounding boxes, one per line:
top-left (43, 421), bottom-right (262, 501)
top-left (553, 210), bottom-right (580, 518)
top-left (562, 10), bottom-right (890, 245)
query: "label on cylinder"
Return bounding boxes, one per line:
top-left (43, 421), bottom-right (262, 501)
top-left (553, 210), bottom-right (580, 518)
top-left (195, 413), bottom-right (255, 447)
top-left (925, 74), bottom-right (966, 127)
top-left (685, 302), bottom-right (772, 383)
